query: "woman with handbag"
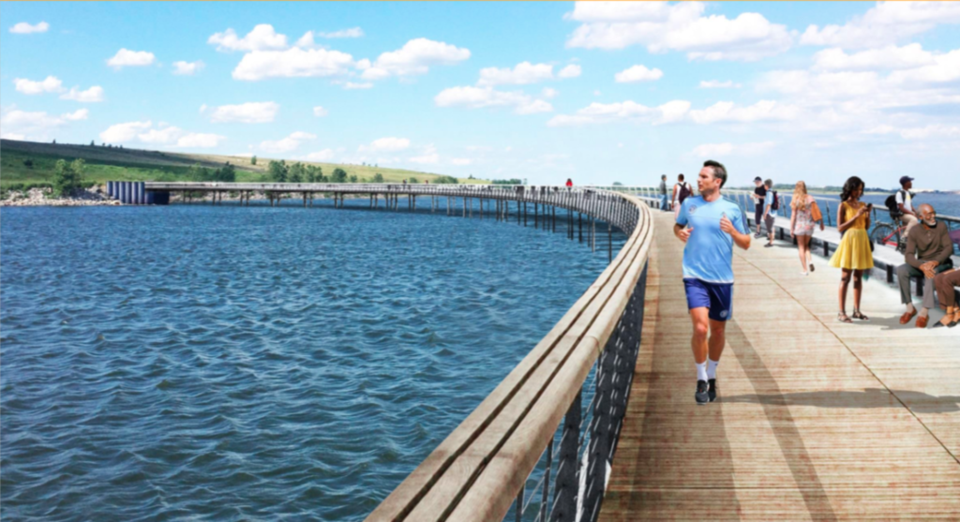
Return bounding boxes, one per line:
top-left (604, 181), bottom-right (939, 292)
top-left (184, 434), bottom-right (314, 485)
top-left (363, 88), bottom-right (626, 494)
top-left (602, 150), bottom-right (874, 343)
top-left (830, 176), bottom-right (874, 323)
top-left (790, 181), bottom-right (825, 275)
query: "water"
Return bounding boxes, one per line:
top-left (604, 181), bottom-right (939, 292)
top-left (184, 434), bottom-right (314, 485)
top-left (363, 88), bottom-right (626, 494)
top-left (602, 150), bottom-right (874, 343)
top-left (0, 201), bottom-right (619, 521)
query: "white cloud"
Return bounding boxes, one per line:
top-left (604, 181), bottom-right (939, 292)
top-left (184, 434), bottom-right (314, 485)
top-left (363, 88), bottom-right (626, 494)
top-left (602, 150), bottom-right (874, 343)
top-left (409, 146), bottom-right (440, 164)
top-left (138, 125), bottom-right (183, 144)
top-left (209, 101), bottom-right (279, 123)
top-left (61, 109), bottom-right (89, 121)
top-left (558, 64), bottom-right (582, 78)
top-left (361, 38), bottom-right (470, 80)
top-left (691, 141), bottom-right (775, 157)
top-left (318, 27), bottom-right (364, 38)
top-left (689, 100), bottom-right (801, 124)
top-left (615, 64), bottom-right (663, 83)
top-left (864, 124), bottom-right (960, 140)
top-left (547, 99), bottom-right (690, 126)
top-left (313, 106), bottom-right (329, 117)
top-left (260, 131), bottom-right (317, 153)
top-left (10, 21), bottom-right (49, 34)
top-left (699, 80), bottom-right (741, 88)
top-left (801, 1), bottom-right (960, 49)
top-left (342, 81), bottom-right (374, 90)
top-left (14, 76), bottom-right (64, 94)
top-left (2, 133), bottom-right (26, 140)
top-left (542, 87), bottom-right (559, 99)
top-left (107, 49), bottom-right (156, 69)
top-left (61, 85), bottom-right (105, 102)
top-left (478, 62), bottom-right (554, 86)
top-left (887, 49), bottom-right (960, 85)
top-left (452, 158), bottom-right (472, 165)
top-left (173, 60), bottom-right (205, 75)
top-left (209, 24), bottom-right (288, 52)
top-left (232, 47), bottom-right (356, 81)
top-left (435, 86), bottom-right (553, 115)
top-left (812, 44), bottom-right (935, 71)
top-left (360, 137), bottom-right (411, 152)
top-left (101, 120), bottom-right (152, 143)
top-left (177, 133), bottom-right (226, 148)
top-left (304, 149), bottom-right (335, 161)
top-left (566, 1), bottom-right (793, 61)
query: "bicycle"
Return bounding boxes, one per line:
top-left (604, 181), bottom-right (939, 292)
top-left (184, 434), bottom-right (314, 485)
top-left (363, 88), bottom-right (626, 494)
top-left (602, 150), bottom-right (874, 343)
top-left (870, 213), bottom-right (907, 253)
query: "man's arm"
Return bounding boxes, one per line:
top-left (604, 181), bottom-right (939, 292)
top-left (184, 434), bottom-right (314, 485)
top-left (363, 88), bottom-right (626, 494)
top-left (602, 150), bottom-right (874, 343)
top-left (905, 228), bottom-right (921, 268)
top-left (720, 215), bottom-right (751, 250)
top-left (933, 226), bottom-right (953, 265)
top-left (674, 222), bottom-right (693, 243)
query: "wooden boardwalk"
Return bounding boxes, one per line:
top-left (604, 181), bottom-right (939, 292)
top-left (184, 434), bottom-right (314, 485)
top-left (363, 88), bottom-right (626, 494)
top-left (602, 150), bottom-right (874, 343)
top-left (599, 211), bottom-right (960, 521)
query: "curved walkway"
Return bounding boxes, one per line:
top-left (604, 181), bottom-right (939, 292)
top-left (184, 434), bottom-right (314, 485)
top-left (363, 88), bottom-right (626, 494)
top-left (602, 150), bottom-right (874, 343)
top-left (600, 211), bottom-right (960, 520)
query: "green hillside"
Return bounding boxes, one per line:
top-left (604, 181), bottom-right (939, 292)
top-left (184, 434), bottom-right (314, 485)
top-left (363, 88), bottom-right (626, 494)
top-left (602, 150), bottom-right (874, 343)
top-left (0, 139), bottom-right (487, 189)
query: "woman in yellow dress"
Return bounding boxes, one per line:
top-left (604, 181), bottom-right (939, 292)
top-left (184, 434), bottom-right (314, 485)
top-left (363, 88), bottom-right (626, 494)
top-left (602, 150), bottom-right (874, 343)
top-left (830, 176), bottom-right (874, 323)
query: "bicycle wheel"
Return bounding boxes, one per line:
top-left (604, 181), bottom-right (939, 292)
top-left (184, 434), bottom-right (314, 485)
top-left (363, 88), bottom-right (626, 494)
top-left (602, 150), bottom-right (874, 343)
top-left (870, 224), bottom-right (896, 248)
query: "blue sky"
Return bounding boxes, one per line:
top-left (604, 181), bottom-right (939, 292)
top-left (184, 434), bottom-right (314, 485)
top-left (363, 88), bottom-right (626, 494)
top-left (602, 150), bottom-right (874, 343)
top-left (2, 1), bottom-right (959, 189)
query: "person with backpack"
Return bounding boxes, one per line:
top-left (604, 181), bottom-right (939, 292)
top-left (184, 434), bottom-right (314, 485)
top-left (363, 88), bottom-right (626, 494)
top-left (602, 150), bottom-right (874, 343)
top-left (885, 176), bottom-right (918, 237)
top-left (672, 173), bottom-right (692, 220)
top-left (659, 174), bottom-right (669, 211)
top-left (762, 179), bottom-right (779, 248)
top-left (750, 176), bottom-right (767, 238)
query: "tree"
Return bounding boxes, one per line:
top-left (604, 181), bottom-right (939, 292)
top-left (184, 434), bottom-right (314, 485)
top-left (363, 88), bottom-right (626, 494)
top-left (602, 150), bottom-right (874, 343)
top-left (52, 139), bottom-right (56, 144)
top-left (90, 140), bottom-right (95, 147)
top-left (348, 174), bottom-right (358, 183)
top-left (372, 173), bottom-right (384, 183)
top-left (216, 163), bottom-right (236, 182)
top-left (188, 162), bottom-right (210, 181)
top-left (289, 162), bottom-right (305, 183)
top-left (408, 176), bottom-right (419, 184)
top-left (53, 158), bottom-right (85, 197)
top-left (268, 160), bottom-right (288, 182)
top-left (612, 181), bottom-right (623, 186)
top-left (251, 155), bottom-right (257, 166)
top-left (434, 175), bottom-right (458, 184)
top-left (331, 168), bottom-right (348, 183)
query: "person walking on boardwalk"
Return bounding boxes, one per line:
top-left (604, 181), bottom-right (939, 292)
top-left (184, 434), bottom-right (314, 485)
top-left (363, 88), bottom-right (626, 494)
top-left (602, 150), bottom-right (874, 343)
top-left (897, 203), bottom-right (954, 328)
top-left (789, 181), bottom-right (824, 275)
top-left (674, 160), bottom-right (751, 405)
top-left (762, 179), bottom-right (779, 248)
top-left (830, 176), bottom-right (874, 323)
top-left (658, 174), bottom-right (669, 211)
top-left (672, 174), bottom-right (692, 221)
top-left (750, 176), bottom-right (766, 238)
top-left (565, 178), bottom-right (573, 189)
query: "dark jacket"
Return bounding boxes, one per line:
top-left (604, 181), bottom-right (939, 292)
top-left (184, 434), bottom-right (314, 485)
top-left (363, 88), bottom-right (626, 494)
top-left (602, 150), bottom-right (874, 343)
top-left (906, 221), bottom-right (953, 268)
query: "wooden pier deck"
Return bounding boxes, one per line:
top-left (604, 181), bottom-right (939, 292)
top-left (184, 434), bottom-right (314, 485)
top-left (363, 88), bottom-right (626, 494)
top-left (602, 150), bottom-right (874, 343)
top-left (599, 210), bottom-right (960, 521)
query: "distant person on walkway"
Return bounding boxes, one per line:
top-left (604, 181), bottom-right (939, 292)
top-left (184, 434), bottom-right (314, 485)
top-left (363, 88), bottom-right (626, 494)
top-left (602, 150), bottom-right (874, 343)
top-left (658, 175), bottom-right (669, 210)
top-left (830, 176), bottom-right (874, 323)
top-left (750, 176), bottom-right (766, 238)
top-left (897, 203), bottom-right (954, 328)
top-left (896, 176), bottom-right (919, 237)
top-left (790, 181), bottom-right (824, 275)
top-left (672, 174), bottom-right (692, 221)
top-left (674, 159), bottom-right (750, 405)
top-left (565, 178), bottom-right (573, 188)
top-left (933, 267), bottom-right (960, 328)
top-left (762, 179), bottom-right (778, 248)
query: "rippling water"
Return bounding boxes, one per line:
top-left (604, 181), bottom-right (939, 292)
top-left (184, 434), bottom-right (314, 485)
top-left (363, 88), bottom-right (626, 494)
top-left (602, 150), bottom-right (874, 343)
top-left (1, 202), bottom-right (618, 521)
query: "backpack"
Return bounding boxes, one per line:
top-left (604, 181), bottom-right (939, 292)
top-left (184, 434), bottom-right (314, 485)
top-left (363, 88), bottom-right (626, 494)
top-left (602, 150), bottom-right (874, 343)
top-left (770, 190), bottom-right (780, 211)
top-left (678, 182), bottom-right (692, 203)
top-left (885, 189), bottom-right (905, 218)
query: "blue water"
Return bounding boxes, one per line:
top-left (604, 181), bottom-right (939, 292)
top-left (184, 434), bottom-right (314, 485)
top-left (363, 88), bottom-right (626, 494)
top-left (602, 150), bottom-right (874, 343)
top-left (0, 202), bottom-right (617, 521)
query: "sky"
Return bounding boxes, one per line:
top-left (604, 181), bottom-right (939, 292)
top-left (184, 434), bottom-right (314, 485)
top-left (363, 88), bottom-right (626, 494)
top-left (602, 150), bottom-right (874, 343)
top-left (2, 1), bottom-right (959, 190)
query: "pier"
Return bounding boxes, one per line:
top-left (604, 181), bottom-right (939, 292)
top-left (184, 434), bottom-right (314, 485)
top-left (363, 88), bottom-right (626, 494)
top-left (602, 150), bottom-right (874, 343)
top-left (130, 182), bottom-right (959, 520)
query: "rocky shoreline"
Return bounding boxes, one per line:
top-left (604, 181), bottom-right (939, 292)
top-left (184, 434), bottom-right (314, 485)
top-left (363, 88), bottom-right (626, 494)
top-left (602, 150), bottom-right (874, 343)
top-left (1, 187), bottom-right (121, 207)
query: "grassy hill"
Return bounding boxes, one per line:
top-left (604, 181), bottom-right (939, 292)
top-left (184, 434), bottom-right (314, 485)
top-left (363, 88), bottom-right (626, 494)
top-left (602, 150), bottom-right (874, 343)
top-left (0, 139), bottom-right (486, 189)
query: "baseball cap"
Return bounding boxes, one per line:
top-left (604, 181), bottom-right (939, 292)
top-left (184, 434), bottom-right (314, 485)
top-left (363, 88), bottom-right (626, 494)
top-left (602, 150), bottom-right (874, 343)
top-left (754, 176), bottom-right (763, 182)
top-left (899, 175), bottom-right (914, 185)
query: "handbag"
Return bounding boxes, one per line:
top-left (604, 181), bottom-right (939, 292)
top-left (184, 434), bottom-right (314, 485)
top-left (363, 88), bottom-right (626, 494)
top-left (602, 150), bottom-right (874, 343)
top-left (810, 200), bottom-right (822, 222)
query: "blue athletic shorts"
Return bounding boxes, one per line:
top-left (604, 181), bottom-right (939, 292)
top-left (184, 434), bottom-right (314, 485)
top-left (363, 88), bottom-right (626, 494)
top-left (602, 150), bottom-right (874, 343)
top-left (683, 278), bottom-right (734, 322)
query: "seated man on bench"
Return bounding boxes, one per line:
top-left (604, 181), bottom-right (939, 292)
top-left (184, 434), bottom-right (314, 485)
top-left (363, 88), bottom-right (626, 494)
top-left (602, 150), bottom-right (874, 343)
top-left (897, 204), bottom-right (954, 328)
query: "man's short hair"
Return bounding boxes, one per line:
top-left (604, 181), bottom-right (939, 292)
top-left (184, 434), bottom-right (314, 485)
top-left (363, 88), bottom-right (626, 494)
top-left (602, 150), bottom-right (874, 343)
top-left (678, 173), bottom-right (685, 181)
top-left (661, 174), bottom-right (667, 179)
top-left (703, 160), bottom-right (727, 187)
top-left (764, 179), bottom-right (773, 187)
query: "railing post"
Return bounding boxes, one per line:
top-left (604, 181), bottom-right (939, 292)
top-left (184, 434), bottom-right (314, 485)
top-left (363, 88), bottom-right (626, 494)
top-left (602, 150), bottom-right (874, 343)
top-left (550, 391), bottom-right (581, 522)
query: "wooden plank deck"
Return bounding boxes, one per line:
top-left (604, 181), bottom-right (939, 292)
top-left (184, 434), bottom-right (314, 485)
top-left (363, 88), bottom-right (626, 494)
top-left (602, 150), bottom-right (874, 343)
top-left (599, 210), bottom-right (960, 521)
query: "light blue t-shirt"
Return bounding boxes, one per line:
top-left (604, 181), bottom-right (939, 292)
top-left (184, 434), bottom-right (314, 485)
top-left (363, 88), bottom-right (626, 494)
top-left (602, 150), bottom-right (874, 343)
top-left (676, 195), bottom-right (748, 284)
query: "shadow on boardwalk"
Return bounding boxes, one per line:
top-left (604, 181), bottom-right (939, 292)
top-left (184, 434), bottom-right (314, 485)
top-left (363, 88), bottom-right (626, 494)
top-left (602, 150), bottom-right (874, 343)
top-left (722, 388), bottom-right (960, 414)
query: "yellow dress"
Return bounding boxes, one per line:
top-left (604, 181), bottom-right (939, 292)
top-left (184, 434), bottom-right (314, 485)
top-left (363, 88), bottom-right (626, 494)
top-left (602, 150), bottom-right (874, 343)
top-left (830, 202), bottom-right (874, 270)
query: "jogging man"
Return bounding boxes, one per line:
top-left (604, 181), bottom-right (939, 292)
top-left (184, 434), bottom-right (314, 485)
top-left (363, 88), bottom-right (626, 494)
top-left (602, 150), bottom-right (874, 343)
top-left (675, 160), bottom-right (751, 404)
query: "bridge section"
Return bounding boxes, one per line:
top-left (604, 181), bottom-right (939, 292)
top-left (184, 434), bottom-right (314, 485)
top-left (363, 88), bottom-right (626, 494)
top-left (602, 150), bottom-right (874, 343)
top-left (599, 210), bottom-right (960, 520)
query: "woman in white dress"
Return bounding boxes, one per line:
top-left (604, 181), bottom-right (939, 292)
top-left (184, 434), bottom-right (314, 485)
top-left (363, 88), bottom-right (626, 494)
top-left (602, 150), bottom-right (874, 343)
top-left (789, 181), bottom-right (824, 275)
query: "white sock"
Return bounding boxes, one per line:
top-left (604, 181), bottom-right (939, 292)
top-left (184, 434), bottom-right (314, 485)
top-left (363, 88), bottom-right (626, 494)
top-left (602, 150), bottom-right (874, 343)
top-left (696, 362), bottom-right (708, 382)
top-left (707, 359), bottom-right (720, 380)
top-left (919, 308), bottom-right (929, 317)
